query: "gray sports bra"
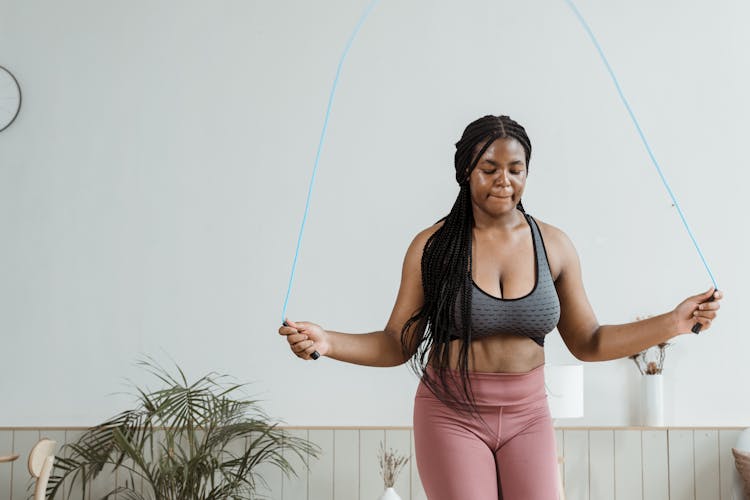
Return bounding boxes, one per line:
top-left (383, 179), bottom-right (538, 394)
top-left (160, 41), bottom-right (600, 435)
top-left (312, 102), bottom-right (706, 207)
top-left (447, 213), bottom-right (561, 346)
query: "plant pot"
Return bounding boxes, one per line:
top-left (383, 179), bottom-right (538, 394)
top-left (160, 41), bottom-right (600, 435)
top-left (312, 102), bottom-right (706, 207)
top-left (732, 427), bottom-right (750, 500)
top-left (643, 374), bottom-right (664, 426)
top-left (378, 487), bottom-right (402, 500)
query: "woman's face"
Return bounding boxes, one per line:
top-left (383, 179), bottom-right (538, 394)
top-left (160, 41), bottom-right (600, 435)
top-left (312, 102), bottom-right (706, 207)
top-left (468, 137), bottom-right (528, 217)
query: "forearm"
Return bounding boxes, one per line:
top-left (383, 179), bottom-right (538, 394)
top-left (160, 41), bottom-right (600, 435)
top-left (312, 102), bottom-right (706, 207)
top-left (581, 312), bottom-right (680, 362)
top-left (326, 330), bottom-right (408, 367)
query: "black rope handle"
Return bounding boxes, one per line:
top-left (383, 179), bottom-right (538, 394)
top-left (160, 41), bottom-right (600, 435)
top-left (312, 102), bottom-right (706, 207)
top-left (691, 290), bottom-right (718, 334)
top-left (283, 321), bottom-right (320, 360)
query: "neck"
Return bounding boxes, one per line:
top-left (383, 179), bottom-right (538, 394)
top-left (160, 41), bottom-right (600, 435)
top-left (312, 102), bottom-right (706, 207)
top-left (472, 207), bottom-right (525, 232)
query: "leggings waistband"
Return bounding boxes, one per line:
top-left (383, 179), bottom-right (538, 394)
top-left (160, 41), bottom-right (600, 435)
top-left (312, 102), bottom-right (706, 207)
top-left (418, 364), bottom-right (547, 406)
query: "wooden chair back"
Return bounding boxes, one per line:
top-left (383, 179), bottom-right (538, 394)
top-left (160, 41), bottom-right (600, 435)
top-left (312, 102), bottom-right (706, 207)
top-left (27, 438), bottom-right (56, 500)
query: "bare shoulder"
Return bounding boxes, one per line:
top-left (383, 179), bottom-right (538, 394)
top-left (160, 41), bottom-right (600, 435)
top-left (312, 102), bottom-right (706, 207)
top-left (402, 219), bottom-right (446, 269)
top-left (418, 218), bottom-right (446, 242)
top-left (532, 217), bottom-right (571, 246)
top-left (529, 216), bottom-right (577, 279)
top-left (409, 219), bottom-right (446, 252)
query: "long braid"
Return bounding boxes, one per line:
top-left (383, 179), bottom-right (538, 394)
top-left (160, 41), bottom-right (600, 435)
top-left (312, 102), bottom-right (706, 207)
top-left (400, 115), bottom-right (533, 416)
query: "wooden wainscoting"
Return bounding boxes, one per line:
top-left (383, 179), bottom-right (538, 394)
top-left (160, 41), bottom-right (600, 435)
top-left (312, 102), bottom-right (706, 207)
top-left (0, 427), bottom-right (745, 500)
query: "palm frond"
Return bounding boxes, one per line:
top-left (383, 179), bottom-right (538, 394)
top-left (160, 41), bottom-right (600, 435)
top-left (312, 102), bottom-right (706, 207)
top-left (46, 357), bottom-right (315, 500)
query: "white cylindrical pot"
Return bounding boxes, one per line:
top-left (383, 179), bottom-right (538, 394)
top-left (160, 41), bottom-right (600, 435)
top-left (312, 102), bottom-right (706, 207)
top-left (545, 364), bottom-right (584, 419)
top-left (643, 374), bottom-right (664, 426)
top-left (378, 487), bottom-right (402, 500)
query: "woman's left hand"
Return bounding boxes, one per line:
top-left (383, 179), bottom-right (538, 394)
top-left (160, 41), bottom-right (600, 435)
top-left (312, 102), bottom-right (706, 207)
top-left (672, 287), bottom-right (723, 334)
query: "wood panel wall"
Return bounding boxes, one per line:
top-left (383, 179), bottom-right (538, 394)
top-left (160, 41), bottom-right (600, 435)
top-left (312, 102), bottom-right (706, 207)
top-left (0, 427), bottom-right (744, 500)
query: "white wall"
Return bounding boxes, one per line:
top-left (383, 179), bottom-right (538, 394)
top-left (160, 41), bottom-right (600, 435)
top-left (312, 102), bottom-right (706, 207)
top-left (0, 0), bottom-right (748, 427)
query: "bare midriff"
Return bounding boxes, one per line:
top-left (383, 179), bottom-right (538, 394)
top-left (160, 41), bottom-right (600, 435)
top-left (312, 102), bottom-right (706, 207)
top-left (430, 332), bottom-right (545, 373)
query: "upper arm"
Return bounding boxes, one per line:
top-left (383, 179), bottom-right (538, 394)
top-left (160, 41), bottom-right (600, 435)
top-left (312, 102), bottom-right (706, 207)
top-left (550, 226), bottom-right (600, 360)
top-left (384, 224), bottom-right (441, 360)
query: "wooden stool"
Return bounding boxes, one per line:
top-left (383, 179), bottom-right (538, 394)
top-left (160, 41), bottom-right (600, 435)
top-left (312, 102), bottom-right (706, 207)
top-left (28, 438), bottom-right (57, 500)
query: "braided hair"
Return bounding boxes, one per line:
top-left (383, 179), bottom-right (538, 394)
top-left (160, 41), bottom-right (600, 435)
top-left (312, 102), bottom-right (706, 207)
top-left (400, 115), bottom-right (533, 415)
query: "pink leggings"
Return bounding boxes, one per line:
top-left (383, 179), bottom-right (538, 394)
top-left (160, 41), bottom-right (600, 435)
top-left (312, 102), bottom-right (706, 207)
top-left (413, 365), bottom-right (559, 500)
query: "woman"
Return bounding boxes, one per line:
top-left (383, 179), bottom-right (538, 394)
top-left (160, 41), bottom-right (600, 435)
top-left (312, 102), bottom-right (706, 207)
top-left (278, 114), bottom-right (722, 499)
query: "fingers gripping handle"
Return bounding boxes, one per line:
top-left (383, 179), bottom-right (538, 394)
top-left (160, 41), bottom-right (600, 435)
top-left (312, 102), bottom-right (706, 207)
top-left (283, 321), bottom-right (320, 360)
top-left (691, 291), bottom-right (717, 334)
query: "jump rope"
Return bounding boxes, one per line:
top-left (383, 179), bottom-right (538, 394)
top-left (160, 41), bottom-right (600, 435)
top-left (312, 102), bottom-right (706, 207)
top-left (281, 0), bottom-right (719, 360)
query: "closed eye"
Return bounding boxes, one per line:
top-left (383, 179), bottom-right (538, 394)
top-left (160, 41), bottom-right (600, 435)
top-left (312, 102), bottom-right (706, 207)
top-left (482, 169), bottom-right (524, 175)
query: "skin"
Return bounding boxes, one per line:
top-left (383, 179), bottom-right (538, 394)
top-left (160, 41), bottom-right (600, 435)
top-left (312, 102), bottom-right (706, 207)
top-left (278, 137), bottom-right (723, 372)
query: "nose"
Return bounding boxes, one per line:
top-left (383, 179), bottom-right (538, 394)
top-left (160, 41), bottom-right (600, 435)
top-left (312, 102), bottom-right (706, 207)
top-left (496, 170), bottom-right (510, 186)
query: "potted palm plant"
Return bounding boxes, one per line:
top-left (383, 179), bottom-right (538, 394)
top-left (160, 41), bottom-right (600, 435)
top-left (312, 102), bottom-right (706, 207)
top-left (46, 357), bottom-right (318, 499)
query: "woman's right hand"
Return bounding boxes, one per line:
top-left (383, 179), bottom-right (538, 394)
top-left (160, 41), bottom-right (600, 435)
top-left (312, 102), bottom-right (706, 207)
top-left (278, 319), bottom-right (330, 360)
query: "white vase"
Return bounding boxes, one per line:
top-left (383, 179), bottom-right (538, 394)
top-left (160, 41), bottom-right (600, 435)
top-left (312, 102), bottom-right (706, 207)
top-left (378, 487), bottom-right (402, 500)
top-left (643, 374), bottom-right (664, 426)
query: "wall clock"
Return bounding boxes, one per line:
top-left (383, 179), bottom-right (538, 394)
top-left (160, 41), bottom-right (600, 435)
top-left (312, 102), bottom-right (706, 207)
top-left (0, 65), bottom-right (21, 132)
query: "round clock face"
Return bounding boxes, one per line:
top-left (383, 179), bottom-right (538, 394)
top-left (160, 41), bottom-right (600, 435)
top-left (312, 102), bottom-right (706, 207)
top-left (0, 65), bottom-right (21, 132)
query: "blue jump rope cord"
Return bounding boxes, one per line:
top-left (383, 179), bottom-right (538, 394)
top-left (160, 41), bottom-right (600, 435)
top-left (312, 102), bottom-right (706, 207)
top-left (282, 0), bottom-right (718, 325)
top-left (281, 0), bottom-right (382, 324)
top-left (562, 0), bottom-right (718, 290)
